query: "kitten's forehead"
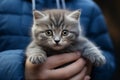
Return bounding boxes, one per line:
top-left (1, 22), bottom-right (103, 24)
top-left (42, 10), bottom-right (77, 29)
top-left (45, 10), bottom-right (67, 28)
top-left (35, 10), bottom-right (67, 29)
top-left (34, 9), bottom-right (80, 32)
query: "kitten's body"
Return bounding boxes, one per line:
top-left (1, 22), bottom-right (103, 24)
top-left (26, 9), bottom-right (106, 66)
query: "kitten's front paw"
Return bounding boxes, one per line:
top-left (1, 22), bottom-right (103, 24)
top-left (29, 54), bottom-right (47, 64)
top-left (84, 49), bottom-right (106, 66)
top-left (94, 54), bottom-right (106, 66)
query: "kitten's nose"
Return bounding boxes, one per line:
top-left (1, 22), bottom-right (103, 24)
top-left (55, 40), bottom-right (60, 44)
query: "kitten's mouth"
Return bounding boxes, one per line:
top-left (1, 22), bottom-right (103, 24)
top-left (52, 44), bottom-right (63, 50)
top-left (53, 44), bottom-right (62, 47)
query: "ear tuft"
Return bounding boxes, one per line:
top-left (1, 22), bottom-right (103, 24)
top-left (68, 9), bottom-right (81, 20)
top-left (33, 10), bottom-right (45, 19)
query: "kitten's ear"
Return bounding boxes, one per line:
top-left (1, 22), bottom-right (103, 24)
top-left (68, 9), bottom-right (81, 20)
top-left (33, 10), bottom-right (45, 19)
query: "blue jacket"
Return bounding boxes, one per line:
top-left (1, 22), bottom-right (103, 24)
top-left (0, 0), bottom-right (115, 80)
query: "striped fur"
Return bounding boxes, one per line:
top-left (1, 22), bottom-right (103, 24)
top-left (26, 9), bottom-right (106, 66)
top-left (32, 9), bottom-right (81, 50)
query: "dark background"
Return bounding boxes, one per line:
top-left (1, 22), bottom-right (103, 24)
top-left (94, 0), bottom-right (120, 80)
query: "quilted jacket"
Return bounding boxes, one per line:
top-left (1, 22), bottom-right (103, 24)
top-left (0, 0), bottom-right (115, 80)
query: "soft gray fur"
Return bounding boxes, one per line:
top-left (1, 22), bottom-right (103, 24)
top-left (26, 9), bottom-right (106, 66)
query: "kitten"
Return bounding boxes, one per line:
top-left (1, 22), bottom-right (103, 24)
top-left (26, 9), bottom-right (106, 66)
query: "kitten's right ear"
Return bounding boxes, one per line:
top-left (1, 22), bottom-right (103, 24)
top-left (33, 10), bottom-right (45, 19)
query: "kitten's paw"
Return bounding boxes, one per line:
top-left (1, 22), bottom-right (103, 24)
top-left (29, 55), bottom-right (47, 64)
top-left (94, 54), bottom-right (106, 66)
top-left (84, 49), bottom-right (106, 66)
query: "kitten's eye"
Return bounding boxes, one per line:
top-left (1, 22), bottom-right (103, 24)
top-left (45, 30), bottom-right (53, 36)
top-left (62, 30), bottom-right (69, 36)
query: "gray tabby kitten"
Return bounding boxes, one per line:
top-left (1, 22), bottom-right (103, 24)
top-left (26, 9), bottom-right (106, 66)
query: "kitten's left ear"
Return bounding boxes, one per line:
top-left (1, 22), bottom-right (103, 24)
top-left (33, 10), bottom-right (46, 20)
top-left (68, 9), bottom-right (81, 20)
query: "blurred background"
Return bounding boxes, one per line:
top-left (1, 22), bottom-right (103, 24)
top-left (94, 0), bottom-right (120, 79)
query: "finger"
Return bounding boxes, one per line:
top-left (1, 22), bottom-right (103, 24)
top-left (25, 58), bottom-right (42, 70)
top-left (44, 52), bottom-right (81, 69)
top-left (84, 76), bottom-right (91, 80)
top-left (25, 59), bottom-right (43, 79)
top-left (47, 58), bottom-right (86, 79)
top-left (86, 61), bottom-right (92, 75)
top-left (70, 67), bottom-right (87, 80)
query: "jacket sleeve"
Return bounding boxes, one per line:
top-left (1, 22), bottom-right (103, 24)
top-left (86, 3), bottom-right (116, 80)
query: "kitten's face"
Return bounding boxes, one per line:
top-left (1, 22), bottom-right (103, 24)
top-left (32, 9), bottom-right (81, 50)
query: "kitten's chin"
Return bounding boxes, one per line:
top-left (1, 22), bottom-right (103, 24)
top-left (52, 45), bottom-right (64, 50)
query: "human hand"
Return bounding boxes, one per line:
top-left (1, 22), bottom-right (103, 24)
top-left (70, 59), bottom-right (92, 80)
top-left (25, 52), bottom-right (92, 80)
